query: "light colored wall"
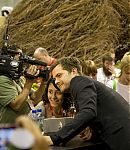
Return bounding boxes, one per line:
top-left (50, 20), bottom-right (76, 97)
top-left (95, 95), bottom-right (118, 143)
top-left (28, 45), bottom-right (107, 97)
top-left (0, 0), bottom-right (21, 15)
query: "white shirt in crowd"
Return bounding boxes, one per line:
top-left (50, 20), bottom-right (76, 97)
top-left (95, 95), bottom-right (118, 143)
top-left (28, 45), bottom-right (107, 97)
top-left (97, 68), bottom-right (120, 85)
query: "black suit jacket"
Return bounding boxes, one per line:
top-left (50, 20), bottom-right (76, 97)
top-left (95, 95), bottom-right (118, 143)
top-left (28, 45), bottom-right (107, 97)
top-left (51, 76), bottom-right (130, 150)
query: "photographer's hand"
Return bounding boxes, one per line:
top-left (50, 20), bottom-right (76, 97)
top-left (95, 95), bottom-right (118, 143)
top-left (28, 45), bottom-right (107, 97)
top-left (25, 65), bottom-right (40, 80)
top-left (9, 65), bottom-right (39, 111)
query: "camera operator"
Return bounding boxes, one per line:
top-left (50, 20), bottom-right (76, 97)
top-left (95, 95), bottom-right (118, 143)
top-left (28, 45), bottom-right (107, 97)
top-left (0, 47), bottom-right (46, 124)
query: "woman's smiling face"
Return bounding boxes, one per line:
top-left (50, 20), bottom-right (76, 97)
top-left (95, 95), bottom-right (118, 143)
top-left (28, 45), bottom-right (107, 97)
top-left (48, 83), bottom-right (63, 107)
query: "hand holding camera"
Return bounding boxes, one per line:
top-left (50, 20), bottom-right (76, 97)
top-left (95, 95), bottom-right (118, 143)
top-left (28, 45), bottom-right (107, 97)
top-left (24, 65), bottom-right (40, 80)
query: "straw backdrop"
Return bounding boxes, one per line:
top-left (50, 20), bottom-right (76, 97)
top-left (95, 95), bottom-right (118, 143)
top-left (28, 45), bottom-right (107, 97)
top-left (0, 0), bottom-right (129, 66)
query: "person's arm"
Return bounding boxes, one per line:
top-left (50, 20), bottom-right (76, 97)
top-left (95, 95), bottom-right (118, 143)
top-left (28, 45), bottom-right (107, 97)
top-left (9, 65), bottom-right (39, 111)
top-left (30, 79), bottom-right (46, 105)
top-left (16, 115), bottom-right (51, 150)
top-left (49, 77), bottom-right (97, 145)
top-left (9, 79), bottom-right (34, 111)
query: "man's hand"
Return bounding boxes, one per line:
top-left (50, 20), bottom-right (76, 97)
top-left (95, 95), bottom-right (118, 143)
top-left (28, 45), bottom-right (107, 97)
top-left (79, 127), bottom-right (92, 141)
top-left (25, 65), bottom-right (40, 80)
top-left (108, 65), bottom-right (116, 75)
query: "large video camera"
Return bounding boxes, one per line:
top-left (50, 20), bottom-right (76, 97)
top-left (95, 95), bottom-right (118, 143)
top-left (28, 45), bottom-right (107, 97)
top-left (0, 45), bottom-right (50, 80)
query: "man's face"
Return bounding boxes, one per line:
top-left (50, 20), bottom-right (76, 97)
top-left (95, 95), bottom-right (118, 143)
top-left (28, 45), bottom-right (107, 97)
top-left (103, 60), bottom-right (114, 76)
top-left (51, 64), bottom-right (77, 93)
top-left (103, 60), bottom-right (114, 70)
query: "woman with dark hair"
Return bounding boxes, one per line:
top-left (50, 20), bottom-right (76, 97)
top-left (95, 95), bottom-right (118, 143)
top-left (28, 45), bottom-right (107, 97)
top-left (42, 78), bottom-right (75, 118)
top-left (29, 78), bottom-right (92, 141)
top-left (29, 78), bottom-right (75, 118)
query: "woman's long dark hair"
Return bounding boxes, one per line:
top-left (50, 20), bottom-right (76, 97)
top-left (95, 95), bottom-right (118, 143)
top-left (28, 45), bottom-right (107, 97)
top-left (42, 78), bottom-right (73, 115)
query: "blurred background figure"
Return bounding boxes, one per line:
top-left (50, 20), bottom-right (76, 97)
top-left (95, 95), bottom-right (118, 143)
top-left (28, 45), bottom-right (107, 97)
top-left (97, 54), bottom-right (120, 85)
top-left (106, 51), bottom-right (130, 104)
top-left (121, 51), bottom-right (130, 60)
top-left (82, 60), bottom-right (97, 80)
top-left (33, 47), bottom-right (57, 89)
top-left (34, 47), bottom-right (57, 66)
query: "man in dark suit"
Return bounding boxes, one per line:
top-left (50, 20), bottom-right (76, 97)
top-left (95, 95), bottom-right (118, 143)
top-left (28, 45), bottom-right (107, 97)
top-left (42, 57), bottom-right (130, 150)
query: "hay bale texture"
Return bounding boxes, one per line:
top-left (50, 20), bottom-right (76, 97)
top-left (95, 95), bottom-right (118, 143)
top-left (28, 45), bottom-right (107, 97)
top-left (0, 0), bottom-right (129, 65)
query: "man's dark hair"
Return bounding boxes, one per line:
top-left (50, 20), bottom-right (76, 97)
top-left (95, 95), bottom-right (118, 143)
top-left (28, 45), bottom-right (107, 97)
top-left (102, 55), bottom-right (114, 63)
top-left (50, 57), bottom-right (82, 75)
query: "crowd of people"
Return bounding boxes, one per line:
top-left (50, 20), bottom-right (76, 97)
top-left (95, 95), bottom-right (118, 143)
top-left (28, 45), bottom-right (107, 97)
top-left (0, 44), bottom-right (130, 150)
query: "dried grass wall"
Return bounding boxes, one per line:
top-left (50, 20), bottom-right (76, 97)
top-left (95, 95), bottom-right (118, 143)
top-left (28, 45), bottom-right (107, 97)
top-left (0, 0), bottom-right (129, 65)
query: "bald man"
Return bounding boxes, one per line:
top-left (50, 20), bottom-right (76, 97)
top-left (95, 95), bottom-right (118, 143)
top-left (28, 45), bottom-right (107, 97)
top-left (34, 47), bottom-right (57, 66)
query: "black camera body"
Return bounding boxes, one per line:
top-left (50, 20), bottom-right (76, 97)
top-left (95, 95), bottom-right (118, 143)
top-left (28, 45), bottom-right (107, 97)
top-left (0, 54), bottom-right (23, 79)
top-left (0, 24), bottom-right (50, 80)
top-left (0, 48), bottom-right (50, 80)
